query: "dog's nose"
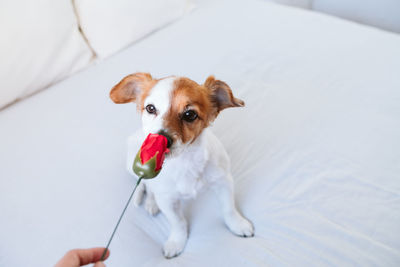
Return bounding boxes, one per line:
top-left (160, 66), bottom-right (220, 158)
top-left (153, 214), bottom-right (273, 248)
top-left (157, 130), bottom-right (173, 148)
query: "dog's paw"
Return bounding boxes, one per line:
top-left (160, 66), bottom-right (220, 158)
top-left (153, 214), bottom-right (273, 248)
top-left (145, 198), bottom-right (160, 216)
top-left (226, 214), bottom-right (255, 237)
top-left (163, 239), bottom-right (185, 259)
top-left (133, 182), bottom-right (145, 207)
top-left (145, 194), bottom-right (159, 216)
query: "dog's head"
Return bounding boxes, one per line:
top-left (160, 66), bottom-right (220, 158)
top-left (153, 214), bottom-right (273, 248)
top-left (110, 73), bottom-right (244, 154)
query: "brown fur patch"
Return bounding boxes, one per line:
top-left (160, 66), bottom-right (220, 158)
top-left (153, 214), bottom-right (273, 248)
top-left (164, 78), bottom-right (214, 144)
top-left (137, 81), bottom-right (157, 113)
top-left (109, 73), bottom-right (156, 112)
top-left (204, 76), bottom-right (245, 111)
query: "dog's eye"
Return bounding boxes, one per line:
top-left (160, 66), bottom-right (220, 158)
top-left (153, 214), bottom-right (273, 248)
top-left (145, 104), bottom-right (157, 114)
top-left (182, 110), bottom-right (198, 122)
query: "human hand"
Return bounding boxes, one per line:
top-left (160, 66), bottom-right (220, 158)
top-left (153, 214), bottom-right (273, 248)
top-left (55, 247), bottom-right (110, 267)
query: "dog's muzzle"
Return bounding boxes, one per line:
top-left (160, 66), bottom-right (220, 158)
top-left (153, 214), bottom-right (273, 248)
top-left (157, 130), bottom-right (173, 148)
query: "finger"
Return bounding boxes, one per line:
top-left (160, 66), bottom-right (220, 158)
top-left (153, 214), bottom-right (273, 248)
top-left (55, 247), bottom-right (110, 267)
top-left (75, 247), bottom-right (110, 265)
top-left (94, 262), bottom-right (106, 267)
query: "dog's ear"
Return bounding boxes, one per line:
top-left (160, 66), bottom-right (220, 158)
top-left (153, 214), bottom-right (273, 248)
top-left (204, 76), bottom-right (244, 112)
top-left (110, 72), bottom-right (153, 104)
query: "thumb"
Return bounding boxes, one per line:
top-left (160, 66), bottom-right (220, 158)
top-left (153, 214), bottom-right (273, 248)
top-left (94, 262), bottom-right (106, 267)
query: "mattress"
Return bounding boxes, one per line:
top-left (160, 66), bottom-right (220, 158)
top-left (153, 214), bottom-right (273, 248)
top-left (1, 0), bottom-right (399, 266)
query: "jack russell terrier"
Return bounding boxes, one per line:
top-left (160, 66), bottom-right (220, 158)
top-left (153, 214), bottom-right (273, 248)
top-left (110, 73), bottom-right (254, 258)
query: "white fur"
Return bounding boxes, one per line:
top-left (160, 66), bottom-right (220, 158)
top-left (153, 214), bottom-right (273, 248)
top-left (126, 78), bottom-right (254, 258)
top-left (141, 77), bottom-right (175, 136)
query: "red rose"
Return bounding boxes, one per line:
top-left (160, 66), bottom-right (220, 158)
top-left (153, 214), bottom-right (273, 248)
top-left (133, 133), bottom-right (169, 178)
top-left (140, 133), bottom-right (169, 171)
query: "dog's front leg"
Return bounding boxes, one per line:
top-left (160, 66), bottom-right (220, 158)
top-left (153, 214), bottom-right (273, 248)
top-left (154, 194), bottom-right (188, 258)
top-left (211, 173), bottom-right (254, 237)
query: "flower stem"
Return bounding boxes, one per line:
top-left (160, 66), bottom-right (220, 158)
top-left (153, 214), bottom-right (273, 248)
top-left (100, 177), bottom-right (143, 261)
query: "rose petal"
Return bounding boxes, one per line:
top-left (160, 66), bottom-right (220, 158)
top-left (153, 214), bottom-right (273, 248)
top-left (140, 134), bottom-right (168, 171)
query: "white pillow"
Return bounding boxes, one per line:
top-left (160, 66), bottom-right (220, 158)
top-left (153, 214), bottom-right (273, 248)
top-left (312, 0), bottom-right (400, 33)
top-left (0, 0), bottom-right (93, 109)
top-left (74, 0), bottom-right (191, 59)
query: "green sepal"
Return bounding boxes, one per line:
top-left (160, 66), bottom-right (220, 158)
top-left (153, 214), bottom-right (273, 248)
top-left (132, 151), bottom-right (160, 179)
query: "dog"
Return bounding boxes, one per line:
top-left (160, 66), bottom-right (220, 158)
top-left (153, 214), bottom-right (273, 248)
top-left (110, 73), bottom-right (254, 258)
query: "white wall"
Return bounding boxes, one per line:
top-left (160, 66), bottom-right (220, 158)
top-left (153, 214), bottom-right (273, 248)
top-left (265, 0), bottom-right (400, 33)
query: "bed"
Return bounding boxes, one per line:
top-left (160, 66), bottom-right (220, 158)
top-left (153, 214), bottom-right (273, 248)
top-left (1, 0), bottom-right (399, 266)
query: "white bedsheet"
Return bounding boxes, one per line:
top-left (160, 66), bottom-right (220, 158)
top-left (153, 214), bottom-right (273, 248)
top-left (1, 0), bottom-right (399, 266)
